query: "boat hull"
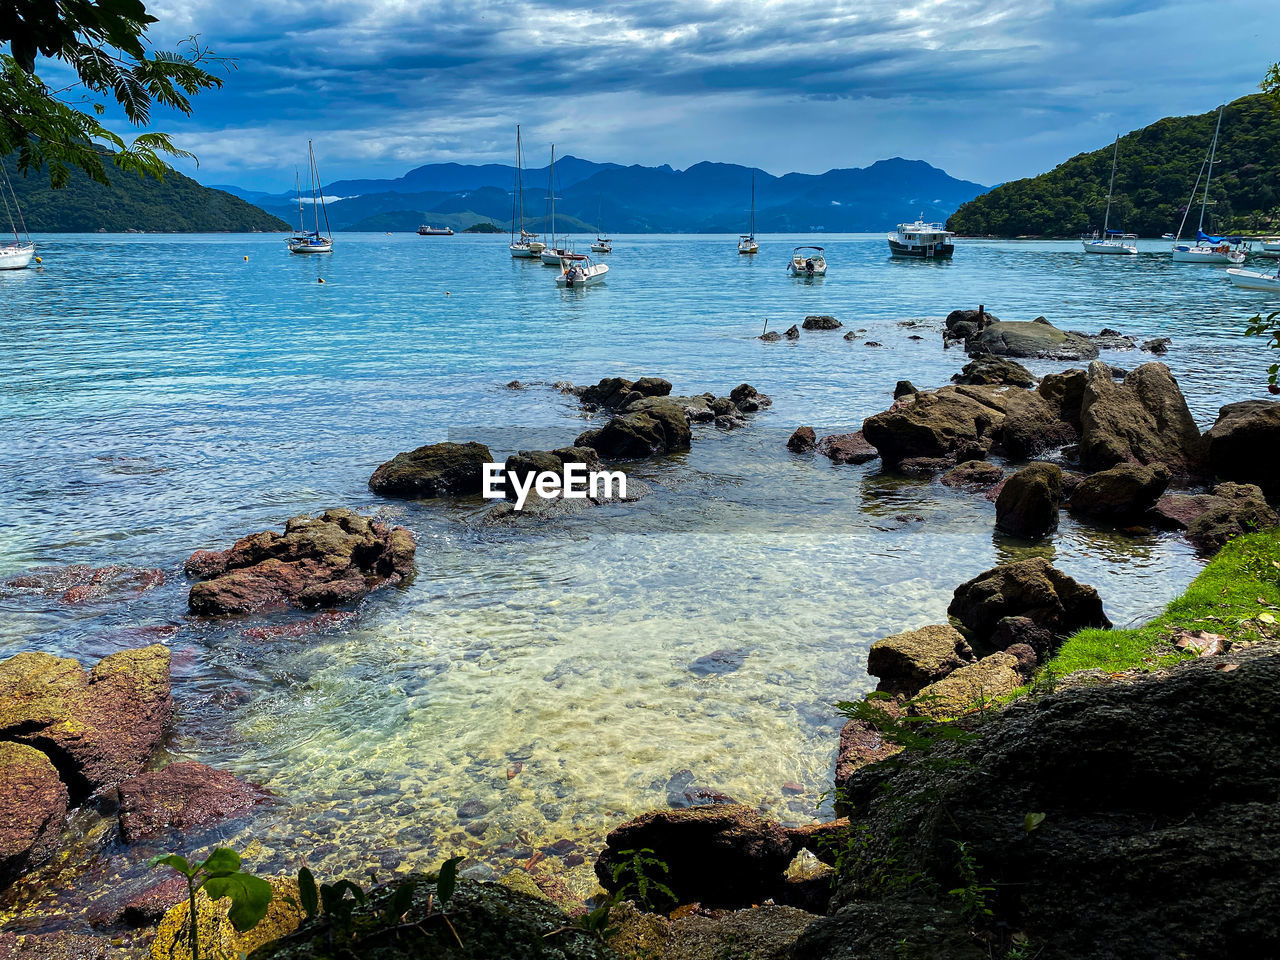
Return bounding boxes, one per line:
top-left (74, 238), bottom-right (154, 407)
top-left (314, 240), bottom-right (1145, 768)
top-left (1227, 268), bottom-right (1280, 292)
top-left (1172, 245), bottom-right (1245, 264)
top-left (888, 239), bottom-right (954, 258)
top-left (510, 244), bottom-right (539, 258)
top-left (417, 227), bottom-right (453, 236)
top-left (1081, 239), bottom-right (1137, 255)
top-left (788, 262), bottom-right (826, 276)
top-left (591, 243), bottom-right (611, 253)
top-left (556, 264), bottom-right (609, 288)
top-left (0, 244), bottom-right (35, 270)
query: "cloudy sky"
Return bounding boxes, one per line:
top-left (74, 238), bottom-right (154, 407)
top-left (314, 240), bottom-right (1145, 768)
top-left (122, 0), bottom-right (1275, 191)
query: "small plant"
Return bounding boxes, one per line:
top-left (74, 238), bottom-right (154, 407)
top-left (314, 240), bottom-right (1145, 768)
top-left (149, 847), bottom-right (273, 960)
top-left (611, 848), bottom-right (676, 913)
top-left (835, 694), bottom-right (979, 758)
top-left (1244, 309), bottom-right (1280, 392)
top-left (946, 840), bottom-right (995, 924)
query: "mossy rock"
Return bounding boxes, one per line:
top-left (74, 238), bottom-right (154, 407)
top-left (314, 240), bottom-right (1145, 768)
top-left (151, 877), bottom-right (304, 960)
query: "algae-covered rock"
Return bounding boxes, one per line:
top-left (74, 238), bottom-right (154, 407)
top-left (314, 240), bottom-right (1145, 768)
top-left (1068, 462), bottom-right (1170, 524)
top-left (861, 385), bottom-right (1006, 467)
top-left (995, 462), bottom-right (1062, 539)
top-left (867, 624), bottom-right (974, 697)
top-left (1079, 361), bottom-right (1205, 476)
top-left (369, 441), bottom-right (494, 498)
top-left (967, 318), bottom-right (1099, 360)
top-left (909, 650), bottom-right (1033, 719)
top-left (948, 558), bottom-right (1110, 647)
top-left (952, 356), bottom-right (1035, 387)
top-left (0, 742), bottom-right (68, 889)
top-left (152, 877), bottom-right (304, 960)
top-left (117, 762), bottom-right (267, 843)
top-left (664, 904), bottom-right (817, 959)
top-left (1185, 483), bottom-right (1279, 555)
top-left (576, 399), bottom-right (692, 459)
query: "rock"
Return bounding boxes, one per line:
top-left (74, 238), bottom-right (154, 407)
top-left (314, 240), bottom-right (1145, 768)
top-left (1152, 493), bottom-right (1219, 530)
top-left (1204, 400), bottom-right (1280, 499)
top-left (186, 509), bottom-right (415, 616)
top-left (786, 426), bottom-right (816, 453)
top-left (864, 341), bottom-right (882, 347)
top-left (86, 874), bottom-right (188, 928)
top-left (576, 398), bottom-right (692, 459)
top-left (505, 379), bottom-right (524, 389)
top-left (866, 624), bottom-right (974, 697)
top-left (759, 330), bottom-right (781, 342)
top-left (689, 649), bottom-right (748, 677)
top-left (501, 447), bottom-right (600, 501)
top-left (369, 441), bottom-right (493, 498)
top-left (1084, 327), bottom-right (1138, 350)
top-left (116, 762), bottom-right (267, 843)
top-left (0, 645), bottom-right (171, 798)
top-left (665, 903), bottom-right (818, 959)
top-left (968, 319), bottom-right (1099, 360)
top-left (784, 324), bottom-right (800, 340)
top-left (153, 877), bottom-right (305, 960)
top-left (457, 799), bottom-right (489, 820)
top-left (948, 558), bottom-right (1111, 648)
top-left (893, 380), bottom-right (918, 399)
top-left (729, 383), bottom-right (770, 409)
top-left (952, 356), bottom-right (1035, 387)
top-left (1079, 361), bottom-right (1205, 476)
top-left (939, 460), bottom-right (1004, 489)
top-left (910, 650), bottom-right (1034, 718)
top-left (818, 648), bottom-right (1280, 960)
top-left (1185, 483), bottom-right (1279, 555)
top-left (575, 376), bottom-right (672, 410)
top-left (1068, 462), bottom-right (1170, 524)
top-left (944, 308), bottom-right (998, 343)
top-left (833, 719), bottom-right (901, 812)
top-left (995, 462), bottom-right (1062, 539)
top-left (596, 805), bottom-right (792, 908)
top-left (1, 564), bottom-right (165, 605)
top-left (989, 616), bottom-right (1057, 659)
top-left (784, 819), bottom-right (851, 861)
top-left (1141, 337), bottom-right (1171, 355)
top-left (0, 742), bottom-right (68, 889)
top-left (816, 431), bottom-right (879, 465)
top-left (0, 931), bottom-right (149, 959)
top-left (802, 315), bottom-right (842, 330)
top-left (793, 900), bottom-right (987, 960)
top-left (861, 384), bottom-right (1005, 467)
top-left (996, 388), bottom-right (1077, 459)
top-left (1036, 368), bottom-right (1087, 430)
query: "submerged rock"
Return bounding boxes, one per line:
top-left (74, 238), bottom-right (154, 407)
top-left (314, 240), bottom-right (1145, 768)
top-left (1068, 462), bottom-right (1170, 524)
top-left (0, 742), bottom-right (68, 889)
top-left (186, 509), bottom-right (415, 616)
top-left (1079, 361), bottom-right (1205, 476)
top-left (995, 462), bottom-right (1062, 539)
top-left (1141, 336), bottom-right (1171, 354)
top-left (369, 441), bottom-right (493, 498)
top-left (784, 324), bottom-right (800, 340)
top-left (1, 564), bottom-right (165, 605)
top-left (948, 558), bottom-right (1110, 648)
top-left (939, 460), bottom-right (1004, 490)
top-left (576, 398), bottom-right (692, 459)
top-left (758, 330), bottom-right (781, 342)
top-left (116, 762), bottom-right (267, 843)
top-left (786, 426), bottom-right (816, 453)
top-left (1203, 399), bottom-right (1280, 500)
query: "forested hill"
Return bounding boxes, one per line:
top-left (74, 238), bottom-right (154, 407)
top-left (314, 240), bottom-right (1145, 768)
top-left (2, 157), bottom-right (288, 233)
top-left (947, 94), bottom-right (1280, 237)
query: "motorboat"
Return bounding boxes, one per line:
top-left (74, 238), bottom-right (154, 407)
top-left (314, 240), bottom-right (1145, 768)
top-left (417, 225), bottom-right (453, 236)
top-left (1226, 265), bottom-right (1280, 292)
top-left (889, 218), bottom-right (955, 258)
top-left (0, 159), bottom-right (34, 269)
top-left (287, 142), bottom-right (333, 254)
top-left (738, 174), bottom-right (758, 254)
top-left (787, 246), bottom-right (826, 277)
top-left (1258, 238), bottom-right (1280, 259)
top-left (1081, 135), bottom-right (1136, 255)
top-left (1161, 233), bottom-right (1175, 240)
top-left (555, 255), bottom-right (608, 288)
top-left (1171, 104), bottom-right (1243, 264)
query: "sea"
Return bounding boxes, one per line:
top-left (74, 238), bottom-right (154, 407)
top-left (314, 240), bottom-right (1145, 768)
top-left (1, 231), bottom-right (1276, 920)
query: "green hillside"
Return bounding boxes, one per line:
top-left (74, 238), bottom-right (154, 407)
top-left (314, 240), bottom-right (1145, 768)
top-left (947, 94), bottom-right (1280, 237)
top-left (2, 156), bottom-right (288, 233)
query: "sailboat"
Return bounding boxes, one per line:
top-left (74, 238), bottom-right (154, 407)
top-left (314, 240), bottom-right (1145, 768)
top-left (1171, 105), bottom-right (1246, 264)
top-left (1081, 135), bottom-right (1137, 255)
top-left (738, 174), bottom-right (758, 254)
top-left (540, 145), bottom-right (574, 265)
top-left (0, 158), bottom-right (35, 270)
top-left (286, 142), bottom-right (333, 254)
top-left (591, 202), bottom-right (611, 253)
top-left (509, 125), bottom-right (544, 258)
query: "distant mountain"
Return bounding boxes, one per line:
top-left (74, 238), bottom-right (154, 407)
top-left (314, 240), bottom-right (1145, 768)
top-left (222, 156), bottom-right (988, 234)
top-left (7, 159), bottom-right (287, 233)
top-left (947, 94), bottom-right (1280, 237)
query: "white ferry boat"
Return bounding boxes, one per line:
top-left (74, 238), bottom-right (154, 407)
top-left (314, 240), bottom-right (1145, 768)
top-left (888, 219), bottom-right (955, 259)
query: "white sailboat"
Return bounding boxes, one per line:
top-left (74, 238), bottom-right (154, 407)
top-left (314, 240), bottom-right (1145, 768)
top-left (285, 142), bottom-right (333, 254)
top-left (1171, 105), bottom-right (1246, 265)
top-left (1081, 135), bottom-right (1137, 255)
top-left (1227, 263), bottom-right (1280, 293)
top-left (509, 125), bottom-right (544, 258)
top-left (591, 204), bottom-right (611, 253)
top-left (540, 145), bottom-right (574, 265)
top-left (0, 158), bottom-right (36, 270)
top-left (738, 174), bottom-right (758, 254)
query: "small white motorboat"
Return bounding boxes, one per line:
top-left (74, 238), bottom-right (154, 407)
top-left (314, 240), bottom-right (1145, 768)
top-left (787, 245), bottom-right (826, 277)
top-left (556, 255), bottom-right (608, 288)
top-left (1259, 238), bottom-right (1280, 259)
top-left (1227, 266), bottom-right (1280, 293)
top-left (0, 241), bottom-right (35, 270)
top-left (591, 236), bottom-right (612, 253)
top-left (1161, 233), bottom-right (1175, 240)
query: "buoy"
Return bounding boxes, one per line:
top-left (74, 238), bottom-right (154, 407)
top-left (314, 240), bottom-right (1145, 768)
top-left (243, 255), bottom-right (249, 261)
top-left (318, 277), bottom-right (325, 284)
top-left (445, 291), bottom-right (451, 296)
top-left (34, 256), bottom-right (42, 264)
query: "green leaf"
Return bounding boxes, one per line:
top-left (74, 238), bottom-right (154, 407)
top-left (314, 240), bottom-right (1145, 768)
top-left (436, 856), bottom-right (464, 907)
top-left (149, 853), bottom-right (193, 877)
top-left (384, 880), bottom-right (417, 921)
top-left (199, 848), bottom-right (242, 876)
top-left (297, 867), bottom-right (319, 920)
top-left (203, 873), bottom-right (273, 933)
top-left (1024, 812), bottom-right (1046, 832)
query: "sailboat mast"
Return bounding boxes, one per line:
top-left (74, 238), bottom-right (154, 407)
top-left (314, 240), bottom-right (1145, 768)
top-left (1102, 135), bottom-right (1118, 235)
top-left (316, 150), bottom-right (332, 238)
top-left (0, 159), bottom-right (21, 243)
top-left (308, 142), bottom-right (320, 236)
top-left (547, 144), bottom-right (556, 248)
top-left (750, 173), bottom-right (756, 237)
top-left (1198, 104), bottom-right (1224, 234)
top-left (516, 124), bottom-right (524, 239)
top-left (295, 169), bottom-right (305, 234)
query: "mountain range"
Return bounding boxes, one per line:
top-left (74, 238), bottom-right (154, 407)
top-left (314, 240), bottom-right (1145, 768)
top-left (214, 157), bottom-right (989, 234)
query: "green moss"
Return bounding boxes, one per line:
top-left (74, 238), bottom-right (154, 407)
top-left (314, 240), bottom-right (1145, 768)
top-left (1044, 529), bottom-right (1280, 678)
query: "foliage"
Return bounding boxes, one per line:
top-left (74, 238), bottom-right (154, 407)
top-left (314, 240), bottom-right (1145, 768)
top-left (1, 0), bottom-right (229, 187)
top-left (610, 848), bottom-right (676, 913)
top-left (946, 841), bottom-right (995, 923)
top-left (835, 692), bottom-right (979, 757)
top-left (1244, 309), bottom-right (1280, 391)
top-left (948, 94), bottom-right (1280, 236)
top-left (463, 221), bottom-right (503, 233)
top-left (149, 847), bottom-right (273, 960)
top-left (1263, 62), bottom-right (1280, 105)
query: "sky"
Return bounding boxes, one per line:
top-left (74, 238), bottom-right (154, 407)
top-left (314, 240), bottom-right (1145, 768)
top-left (95, 0), bottom-right (1280, 191)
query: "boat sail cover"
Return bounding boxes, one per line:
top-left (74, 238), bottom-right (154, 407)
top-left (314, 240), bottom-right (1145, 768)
top-left (1197, 230), bottom-right (1243, 243)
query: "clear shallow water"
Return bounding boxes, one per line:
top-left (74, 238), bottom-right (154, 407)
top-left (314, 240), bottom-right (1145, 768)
top-left (1, 232), bottom-right (1275, 919)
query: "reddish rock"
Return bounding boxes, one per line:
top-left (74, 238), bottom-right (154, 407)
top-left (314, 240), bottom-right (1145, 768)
top-left (834, 717), bottom-right (903, 812)
top-left (186, 508), bottom-right (415, 616)
top-left (596, 805), bottom-right (793, 908)
top-left (116, 762), bottom-right (267, 843)
top-left (2, 565), bottom-right (164, 605)
top-left (87, 874), bottom-right (188, 928)
top-left (0, 742), bottom-right (68, 889)
top-left (786, 426), bottom-right (816, 453)
top-left (241, 610), bottom-right (357, 642)
top-left (0, 646), bottom-right (171, 798)
top-left (1152, 494), bottom-right (1217, 530)
top-left (816, 431), bottom-right (879, 465)
top-left (940, 460), bottom-right (1004, 490)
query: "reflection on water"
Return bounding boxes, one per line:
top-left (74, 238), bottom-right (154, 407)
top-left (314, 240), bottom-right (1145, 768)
top-left (0, 233), bottom-right (1262, 920)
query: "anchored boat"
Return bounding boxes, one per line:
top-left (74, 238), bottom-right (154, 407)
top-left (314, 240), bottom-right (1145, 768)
top-left (738, 174), bottom-right (758, 254)
top-left (0, 158), bottom-right (34, 270)
top-left (509, 126), bottom-right (544, 258)
top-left (286, 142), bottom-right (333, 254)
top-left (1227, 265), bottom-right (1280, 293)
top-left (556, 255), bottom-right (608, 288)
top-left (1171, 104), bottom-right (1244, 264)
top-left (889, 218), bottom-right (955, 258)
top-left (417, 225), bottom-right (453, 236)
top-left (787, 246), bottom-right (826, 277)
top-left (1081, 135), bottom-right (1137, 255)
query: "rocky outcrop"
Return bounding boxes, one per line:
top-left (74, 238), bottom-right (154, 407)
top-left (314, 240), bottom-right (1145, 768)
top-left (1079, 361), bottom-right (1205, 476)
top-left (369, 441), bottom-right (493, 498)
top-left (995, 463), bottom-right (1062, 539)
top-left (186, 509), bottom-right (415, 616)
top-left (1068, 462), bottom-right (1170, 524)
top-left (1204, 400), bottom-right (1280, 499)
top-left (116, 762), bottom-right (267, 843)
top-left (861, 385), bottom-right (1004, 467)
top-left (943, 308), bottom-right (999, 344)
top-left (996, 389), bottom-right (1076, 459)
top-left (1185, 483), bottom-right (1279, 554)
top-left (0, 742), bottom-right (68, 889)
top-left (576, 398), bottom-right (692, 459)
top-left (1036, 368), bottom-right (1087, 430)
top-left (596, 805), bottom-right (792, 909)
top-left (834, 720), bottom-right (901, 812)
top-left (967, 318), bottom-right (1099, 361)
top-left (802, 315), bottom-right (842, 330)
top-left (1142, 336), bottom-right (1171, 355)
top-left (0, 645), bottom-right (171, 798)
top-left (939, 460), bottom-right (1003, 489)
top-left (786, 426), bottom-right (816, 453)
top-left (948, 558), bottom-right (1110, 649)
top-left (866, 624), bottom-right (974, 697)
top-left (816, 432), bottom-right (878, 465)
top-left (909, 648), bottom-right (1036, 719)
top-left (573, 375), bottom-right (673, 410)
top-left (952, 356), bottom-right (1034, 387)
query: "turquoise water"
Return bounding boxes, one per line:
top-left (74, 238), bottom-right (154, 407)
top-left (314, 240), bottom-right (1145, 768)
top-left (1, 232), bottom-right (1275, 918)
